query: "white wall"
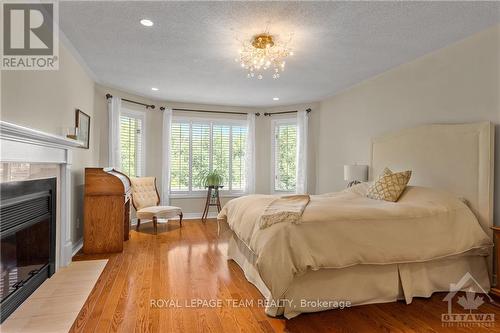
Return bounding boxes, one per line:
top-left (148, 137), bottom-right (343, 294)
top-left (316, 24), bottom-right (500, 223)
top-left (1, 44), bottom-right (98, 242)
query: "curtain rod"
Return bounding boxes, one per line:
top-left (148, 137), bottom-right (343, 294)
top-left (170, 108), bottom-right (261, 116)
top-left (106, 93), bottom-right (155, 109)
top-left (263, 108), bottom-right (312, 116)
top-left (106, 93), bottom-right (311, 116)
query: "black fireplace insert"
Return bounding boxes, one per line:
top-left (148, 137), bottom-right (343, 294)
top-left (0, 178), bottom-right (56, 322)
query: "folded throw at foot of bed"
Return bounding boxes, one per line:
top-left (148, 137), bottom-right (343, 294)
top-left (259, 195), bottom-right (310, 229)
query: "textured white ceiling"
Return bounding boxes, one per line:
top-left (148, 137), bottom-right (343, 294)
top-left (60, 1), bottom-right (500, 107)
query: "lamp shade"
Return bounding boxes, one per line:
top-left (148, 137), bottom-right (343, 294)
top-left (344, 164), bottom-right (368, 182)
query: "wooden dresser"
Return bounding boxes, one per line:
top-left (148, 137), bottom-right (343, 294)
top-left (84, 168), bottom-right (131, 254)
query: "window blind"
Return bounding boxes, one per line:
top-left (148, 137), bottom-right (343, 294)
top-left (231, 126), bottom-right (247, 191)
top-left (191, 122), bottom-right (211, 190)
top-left (170, 118), bottom-right (247, 195)
top-left (212, 124), bottom-right (231, 188)
top-left (120, 114), bottom-right (144, 177)
top-left (170, 122), bottom-right (190, 191)
top-left (274, 123), bottom-right (297, 192)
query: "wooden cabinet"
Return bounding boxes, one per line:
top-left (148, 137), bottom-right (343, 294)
top-left (83, 168), bottom-right (131, 254)
top-left (491, 227), bottom-right (500, 297)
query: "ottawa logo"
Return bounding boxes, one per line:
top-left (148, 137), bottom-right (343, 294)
top-left (442, 272), bottom-right (495, 327)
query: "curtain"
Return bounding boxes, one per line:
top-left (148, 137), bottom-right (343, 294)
top-left (108, 96), bottom-right (121, 169)
top-left (245, 113), bottom-right (256, 194)
top-left (296, 109), bottom-right (309, 194)
top-left (161, 108), bottom-right (173, 205)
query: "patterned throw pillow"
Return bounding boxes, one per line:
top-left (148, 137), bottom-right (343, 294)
top-left (366, 168), bottom-right (412, 202)
top-left (381, 167), bottom-right (392, 177)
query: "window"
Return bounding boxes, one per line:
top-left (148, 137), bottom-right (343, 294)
top-left (120, 110), bottom-right (145, 177)
top-left (170, 117), bottom-right (247, 195)
top-left (272, 119), bottom-right (297, 192)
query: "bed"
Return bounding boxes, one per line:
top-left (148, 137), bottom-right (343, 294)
top-left (218, 122), bottom-right (495, 319)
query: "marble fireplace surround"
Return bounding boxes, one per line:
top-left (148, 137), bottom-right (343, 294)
top-left (0, 121), bottom-right (86, 269)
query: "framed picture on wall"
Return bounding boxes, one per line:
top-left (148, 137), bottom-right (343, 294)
top-left (75, 109), bottom-right (90, 149)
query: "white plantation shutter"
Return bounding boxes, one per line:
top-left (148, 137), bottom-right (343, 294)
top-left (273, 121), bottom-right (297, 192)
top-left (170, 122), bottom-right (190, 191)
top-left (120, 113), bottom-right (144, 177)
top-left (170, 117), bottom-right (248, 195)
top-left (191, 123), bottom-right (211, 190)
top-left (212, 124), bottom-right (231, 188)
top-left (231, 125), bottom-right (247, 191)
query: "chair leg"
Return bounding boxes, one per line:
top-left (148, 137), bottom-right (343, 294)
top-left (136, 218), bottom-right (141, 231)
top-left (179, 212), bottom-right (183, 227)
top-left (153, 216), bottom-right (158, 234)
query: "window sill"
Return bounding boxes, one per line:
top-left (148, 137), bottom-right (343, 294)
top-left (272, 190), bottom-right (295, 195)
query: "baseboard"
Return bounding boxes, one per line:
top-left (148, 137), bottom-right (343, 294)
top-left (72, 238), bottom-right (83, 256)
top-left (130, 212), bottom-right (217, 226)
top-left (71, 215), bottom-right (214, 254)
top-left (179, 212), bottom-right (218, 219)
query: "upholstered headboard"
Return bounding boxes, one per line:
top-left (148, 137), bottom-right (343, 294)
top-left (371, 122), bottom-right (494, 237)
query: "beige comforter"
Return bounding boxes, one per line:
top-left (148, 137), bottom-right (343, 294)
top-left (218, 184), bottom-right (492, 300)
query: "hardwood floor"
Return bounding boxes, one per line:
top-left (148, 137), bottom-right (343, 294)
top-left (70, 219), bottom-right (500, 333)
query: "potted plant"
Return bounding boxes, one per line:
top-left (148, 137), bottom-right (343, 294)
top-left (202, 170), bottom-right (224, 189)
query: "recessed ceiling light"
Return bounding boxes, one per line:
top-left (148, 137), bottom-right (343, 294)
top-left (273, 97), bottom-right (280, 101)
top-left (140, 19), bottom-right (154, 27)
top-left (151, 87), bottom-right (159, 91)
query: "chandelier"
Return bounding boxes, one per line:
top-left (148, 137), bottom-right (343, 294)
top-left (236, 33), bottom-right (293, 79)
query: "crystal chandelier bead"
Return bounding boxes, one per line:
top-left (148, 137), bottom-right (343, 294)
top-left (237, 32), bottom-right (292, 79)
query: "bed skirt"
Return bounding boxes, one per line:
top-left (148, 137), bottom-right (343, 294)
top-left (227, 231), bottom-right (491, 319)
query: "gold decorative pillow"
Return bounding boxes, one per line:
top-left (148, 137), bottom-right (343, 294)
top-left (381, 167), bottom-right (393, 176)
top-left (366, 169), bottom-right (412, 202)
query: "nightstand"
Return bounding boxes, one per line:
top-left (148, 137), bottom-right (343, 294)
top-left (491, 227), bottom-right (500, 297)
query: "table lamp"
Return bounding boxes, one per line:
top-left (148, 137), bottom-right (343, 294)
top-left (344, 164), bottom-right (368, 188)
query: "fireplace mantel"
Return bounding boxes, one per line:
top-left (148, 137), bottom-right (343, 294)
top-left (0, 120), bottom-right (85, 268)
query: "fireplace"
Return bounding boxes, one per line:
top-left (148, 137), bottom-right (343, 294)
top-left (0, 178), bottom-right (56, 322)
